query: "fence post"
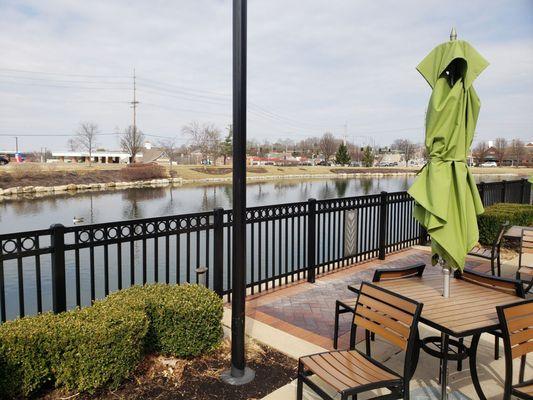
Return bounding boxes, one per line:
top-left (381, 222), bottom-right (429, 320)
top-left (378, 191), bottom-right (388, 260)
top-left (50, 224), bottom-right (67, 313)
top-left (307, 198), bottom-right (317, 283)
top-left (213, 207), bottom-right (224, 297)
top-left (501, 180), bottom-right (507, 203)
top-left (520, 178), bottom-right (527, 204)
top-left (478, 181), bottom-right (485, 206)
top-left (419, 225), bottom-right (428, 246)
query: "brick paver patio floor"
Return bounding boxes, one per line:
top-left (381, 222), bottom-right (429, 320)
top-left (240, 247), bottom-right (493, 350)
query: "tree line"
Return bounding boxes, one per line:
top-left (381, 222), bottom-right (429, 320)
top-left (472, 138), bottom-right (527, 166)
top-left (67, 122), bottom-right (529, 167)
top-left (67, 122), bottom-right (421, 167)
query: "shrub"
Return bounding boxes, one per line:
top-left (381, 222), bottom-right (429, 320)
top-left (0, 312), bottom-right (58, 397)
top-left (0, 299), bottom-right (148, 397)
top-left (119, 163), bottom-right (168, 181)
top-left (52, 298), bottom-right (148, 393)
top-left (0, 284), bottom-right (221, 397)
top-left (478, 203), bottom-right (533, 245)
top-left (107, 284), bottom-right (223, 357)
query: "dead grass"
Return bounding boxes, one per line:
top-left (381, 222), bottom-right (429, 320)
top-left (1, 162), bottom-right (531, 190)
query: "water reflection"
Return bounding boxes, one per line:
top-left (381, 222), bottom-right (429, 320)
top-left (0, 175), bottom-right (520, 233)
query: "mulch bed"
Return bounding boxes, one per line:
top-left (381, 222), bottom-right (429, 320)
top-left (42, 341), bottom-right (296, 400)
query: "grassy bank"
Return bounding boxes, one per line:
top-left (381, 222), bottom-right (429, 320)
top-left (1, 162), bottom-right (531, 190)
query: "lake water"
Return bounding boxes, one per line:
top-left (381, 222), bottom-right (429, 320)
top-left (0, 174), bottom-right (513, 233)
top-left (0, 174), bottom-right (521, 320)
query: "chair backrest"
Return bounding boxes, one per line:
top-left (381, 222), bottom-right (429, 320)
top-left (493, 221), bottom-right (510, 249)
top-left (496, 299), bottom-right (533, 396)
top-left (519, 228), bottom-right (533, 269)
top-left (372, 263), bottom-right (426, 282)
top-left (457, 269), bottom-right (525, 298)
top-left (353, 282), bottom-right (423, 379)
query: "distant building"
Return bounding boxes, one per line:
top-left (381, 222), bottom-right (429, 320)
top-left (50, 151), bottom-right (131, 164)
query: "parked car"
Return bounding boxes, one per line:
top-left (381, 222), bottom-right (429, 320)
top-left (0, 155), bottom-right (9, 165)
top-left (480, 161), bottom-right (497, 168)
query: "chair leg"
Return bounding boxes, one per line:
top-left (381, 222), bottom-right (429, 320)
top-left (297, 362), bottom-right (304, 400)
top-left (457, 338), bottom-right (463, 371)
top-left (403, 382), bottom-right (410, 400)
top-left (349, 324), bottom-right (356, 350)
top-left (490, 257), bottom-right (495, 276)
top-left (365, 329), bottom-right (371, 357)
top-left (497, 254), bottom-right (502, 277)
top-left (494, 336), bottom-right (500, 360)
top-left (371, 332), bottom-right (375, 341)
top-left (334, 302), bottom-right (340, 349)
top-left (519, 355), bottom-right (526, 383)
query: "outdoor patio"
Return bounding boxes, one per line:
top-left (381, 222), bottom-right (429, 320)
top-left (222, 247), bottom-right (531, 399)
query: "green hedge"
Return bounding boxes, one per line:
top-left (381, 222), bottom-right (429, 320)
top-left (0, 284), bottom-right (223, 398)
top-left (478, 203), bottom-right (533, 245)
top-left (53, 298), bottom-right (148, 393)
top-left (106, 284), bottom-right (223, 357)
top-left (0, 312), bottom-right (58, 397)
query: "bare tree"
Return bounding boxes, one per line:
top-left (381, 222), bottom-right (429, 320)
top-left (472, 141), bottom-right (489, 165)
top-left (67, 138), bottom-right (78, 151)
top-left (347, 142), bottom-right (362, 163)
top-left (391, 139), bottom-right (415, 166)
top-left (319, 132), bottom-right (337, 162)
top-left (182, 121), bottom-right (221, 164)
top-left (158, 138), bottom-right (178, 167)
top-left (74, 122), bottom-right (99, 162)
top-left (510, 138), bottom-right (525, 167)
top-left (494, 138), bottom-right (507, 166)
top-left (120, 125), bottom-right (145, 163)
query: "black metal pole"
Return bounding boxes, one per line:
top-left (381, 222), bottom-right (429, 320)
top-left (222, 0), bottom-right (254, 385)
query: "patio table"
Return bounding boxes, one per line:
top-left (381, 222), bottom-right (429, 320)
top-left (503, 225), bottom-right (530, 241)
top-left (348, 274), bottom-right (520, 400)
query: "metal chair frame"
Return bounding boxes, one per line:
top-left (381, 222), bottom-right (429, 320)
top-left (496, 298), bottom-right (533, 400)
top-left (517, 227), bottom-right (533, 294)
top-left (299, 282), bottom-right (424, 400)
top-left (467, 221), bottom-right (508, 276)
top-left (333, 263), bottom-right (425, 349)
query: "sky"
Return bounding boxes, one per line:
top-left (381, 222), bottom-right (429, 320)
top-left (0, 0), bottom-right (532, 152)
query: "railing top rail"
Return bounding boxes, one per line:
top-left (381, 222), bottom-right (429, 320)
top-left (0, 228), bottom-right (52, 241)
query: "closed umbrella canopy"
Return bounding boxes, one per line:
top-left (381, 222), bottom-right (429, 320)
top-left (408, 38), bottom-right (488, 271)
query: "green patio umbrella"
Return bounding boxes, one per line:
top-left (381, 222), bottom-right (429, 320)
top-left (408, 30), bottom-right (488, 273)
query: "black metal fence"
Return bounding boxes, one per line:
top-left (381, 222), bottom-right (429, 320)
top-left (0, 178), bottom-right (530, 322)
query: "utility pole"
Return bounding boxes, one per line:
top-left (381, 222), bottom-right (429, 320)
top-left (343, 122), bottom-right (347, 146)
top-left (131, 68), bottom-right (139, 136)
top-left (15, 136), bottom-right (18, 153)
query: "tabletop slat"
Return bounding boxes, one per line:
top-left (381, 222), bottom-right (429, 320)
top-left (374, 275), bottom-right (520, 337)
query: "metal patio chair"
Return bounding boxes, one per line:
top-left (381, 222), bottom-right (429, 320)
top-left (333, 263), bottom-right (425, 349)
top-left (468, 221), bottom-right (508, 276)
top-left (298, 282), bottom-right (423, 400)
top-left (454, 269), bottom-right (525, 367)
top-left (517, 228), bottom-right (533, 294)
top-left (496, 298), bottom-right (533, 400)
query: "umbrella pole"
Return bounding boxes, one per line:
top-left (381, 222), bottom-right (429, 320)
top-left (439, 258), bottom-right (451, 298)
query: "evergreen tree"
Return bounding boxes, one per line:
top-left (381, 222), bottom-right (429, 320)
top-left (335, 143), bottom-right (351, 165)
top-left (362, 146), bottom-right (374, 167)
top-left (221, 125), bottom-right (233, 165)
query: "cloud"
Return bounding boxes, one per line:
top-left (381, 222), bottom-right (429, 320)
top-left (0, 0), bottom-right (531, 151)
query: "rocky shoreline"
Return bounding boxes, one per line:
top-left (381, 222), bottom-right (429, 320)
top-left (0, 171), bottom-right (418, 201)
